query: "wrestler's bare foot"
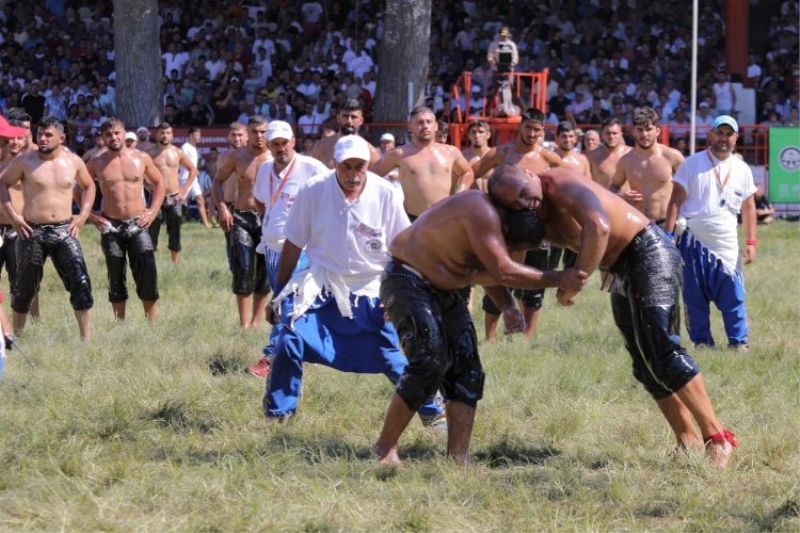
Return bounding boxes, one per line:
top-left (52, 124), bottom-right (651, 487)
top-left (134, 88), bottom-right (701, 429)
top-left (706, 440), bottom-right (734, 468)
top-left (371, 445), bottom-right (404, 469)
top-left (704, 429), bottom-right (738, 468)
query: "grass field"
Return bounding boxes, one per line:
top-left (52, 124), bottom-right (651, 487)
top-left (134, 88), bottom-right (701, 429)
top-left (0, 219), bottom-right (798, 532)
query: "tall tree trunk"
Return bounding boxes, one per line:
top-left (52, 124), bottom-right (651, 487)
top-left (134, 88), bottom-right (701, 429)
top-left (372, 0), bottom-right (431, 130)
top-left (113, 0), bottom-right (162, 128)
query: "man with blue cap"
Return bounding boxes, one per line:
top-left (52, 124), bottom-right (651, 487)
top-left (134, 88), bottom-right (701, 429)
top-left (665, 115), bottom-right (757, 353)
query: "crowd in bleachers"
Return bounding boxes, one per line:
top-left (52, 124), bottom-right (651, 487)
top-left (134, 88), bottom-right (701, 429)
top-left (0, 0), bottom-right (797, 154)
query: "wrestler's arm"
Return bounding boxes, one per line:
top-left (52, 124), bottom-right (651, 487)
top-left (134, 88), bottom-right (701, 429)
top-left (71, 156), bottom-right (97, 237)
top-left (664, 182), bottom-right (687, 235)
top-left (140, 153), bottom-right (166, 227)
top-left (451, 149), bottom-right (475, 193)
top-left (369, 148), bottom-right (400, 178)
top-left (466, 205), bottom-right (586, 291)
top-left (0, 160), bottom-right (31, 238)
top-left (543, 149), bottom-right (564, 168)
top-left (471, 147), bottom-right (499, 181)
top-left (211, 151), bottom-right (237, 232)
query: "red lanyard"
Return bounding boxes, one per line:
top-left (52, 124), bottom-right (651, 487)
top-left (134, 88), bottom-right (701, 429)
top-left (706, 149), bottom-right (731, 193)
top-left (268, 157), bottom-right (297, 210)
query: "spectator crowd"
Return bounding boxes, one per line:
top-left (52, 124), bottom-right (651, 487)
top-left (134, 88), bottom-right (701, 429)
top-left (0, 0), bottom-right (797, 156)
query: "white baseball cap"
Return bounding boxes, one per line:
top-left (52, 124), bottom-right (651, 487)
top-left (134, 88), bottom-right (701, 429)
top-left (334, 135), bottom-right (371, 163)
top-left (266, 120), bottom-right (294, 141)
top-left (125, 131), bottom-right (137, 141)
top-left (380, 133), bottom-right (395, 143)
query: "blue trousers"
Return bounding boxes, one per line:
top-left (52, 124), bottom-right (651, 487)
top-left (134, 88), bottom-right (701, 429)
top-left (262, 248), bottom-right (309, 360)
top-left (263, 291), bottom-right (444, 420)
top-left (678, 232), bottom-right (749, 346)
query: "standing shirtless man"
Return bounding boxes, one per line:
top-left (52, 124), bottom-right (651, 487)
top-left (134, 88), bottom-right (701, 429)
top-left (586, 117), bottom-right (631, 189)
top-left (146, 122), bottom-right (198, 265)
top-left (462, 120), bottom-right (493, 193)
top-left (370, 106), bottom-right (474, 221)
top-left (472, 107), bottom-right (563, 341)
top-left (211, 114), bottom-right (272, 329)
top-left (0, 116), bottom-right (95, 340)
top-left (554, 120), bottom-right (592, 179)
top-left (309, 98), bottom-right (380, 168)
top-left (215, 122), bottom-right (247, 270)
top-left (611, 107), bottom-right (685, 225)
top-left (87, 118), bottom-right (166, 322)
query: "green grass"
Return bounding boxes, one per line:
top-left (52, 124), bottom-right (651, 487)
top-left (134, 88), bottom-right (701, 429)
top-left (0, 220), bottom-right (798, 532)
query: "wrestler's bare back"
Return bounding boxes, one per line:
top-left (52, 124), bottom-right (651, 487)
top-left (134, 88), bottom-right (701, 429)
top-left (390, 191), bottom-right (500, 290)
top-left (537, 168), bottom-right (649, 267)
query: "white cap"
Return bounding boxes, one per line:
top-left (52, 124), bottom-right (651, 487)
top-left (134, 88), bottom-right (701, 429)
top-left (266, 120), bottom-right (294, 141)
top-left (136, 126), bottom-right (149, 134)
top-left (380, 133), bottom-right (395, 143)
top-left (334, 135), bottom-right (371, 163)
top-left (125, 132), bottom-right (137, 141)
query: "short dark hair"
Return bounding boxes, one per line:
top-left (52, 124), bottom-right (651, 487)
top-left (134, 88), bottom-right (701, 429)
top-left (520, 108), bottom-right (545, 124)
top-left (158, 121), bottom-right (173, 130)
top-left (437, 119), bottom-right (449, 135)
top-left (338, 98), bottom-right (362, 113)
top-left (8, 109), bottom-right (31, 125)
top-left (100, 116), bottom-right (125, 133)
top-left (633, 106), bottom-right (660, 127)
top-left (556, 121), bottom-right (575, 135)
top-left (38, 115), bottom-right (64, 133)
top-left (248, 114), bottom-right (268, 127)
top-left (467, 119), bottom-right (489, 133)
top-left (187, 126), bottom-right (201, 135)
top-left (501, 208), bottom-right (547, 249)
top-left (601, 117), bottom-right (622, 131)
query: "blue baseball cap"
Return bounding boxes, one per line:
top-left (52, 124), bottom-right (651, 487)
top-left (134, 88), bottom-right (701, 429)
top-left (712, 115), bottom-right (738, 133)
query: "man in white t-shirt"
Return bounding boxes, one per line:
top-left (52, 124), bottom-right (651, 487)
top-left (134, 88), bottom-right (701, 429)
top-left (179, 127), bottom-right (211, 228)
top-left (262, 135), bottom-right (445, 428)
top-left (665, 115), bottom-right (757, 352)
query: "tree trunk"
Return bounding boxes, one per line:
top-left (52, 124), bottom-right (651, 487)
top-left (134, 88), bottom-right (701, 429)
top-left (112, 0), bottom-right (162, 128)
top-left (372, 0), bottom-right (431, 133)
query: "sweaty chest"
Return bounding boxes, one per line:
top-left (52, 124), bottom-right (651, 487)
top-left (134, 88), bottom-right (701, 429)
top-left (31, 160), bottom-right (75, 190)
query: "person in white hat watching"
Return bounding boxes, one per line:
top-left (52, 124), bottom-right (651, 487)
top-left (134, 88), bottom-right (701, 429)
top-left (263, 135), bottom-right (445, 428)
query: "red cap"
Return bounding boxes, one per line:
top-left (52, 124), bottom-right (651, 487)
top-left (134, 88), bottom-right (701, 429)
top-left (0, 115), bottom-right (28, 138)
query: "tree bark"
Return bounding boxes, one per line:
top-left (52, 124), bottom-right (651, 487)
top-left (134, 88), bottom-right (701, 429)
top-left (372, 0), bottom-right (431, 130)
top-left (112, 0), bottom-right (162, 128)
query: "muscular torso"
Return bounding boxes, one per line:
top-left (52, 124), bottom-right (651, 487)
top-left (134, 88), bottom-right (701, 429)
top-left (463, 146), bottom-right (491, 192)
top-left (496, 144), bottom-right (555, 174)
top-left (588, 145), bottom-right (631, 189)
top-left (215, 151), bottom-right (239, 203)
top-left (17, 150), bottom-right (82, 223)
top-left (90, 150), bottom-right (149, 219)
top-left (148, 145), bottom-right (183, 195)
top-left (396, 143), bottom-right (463, 217)
top-left (391, 192), bottom-right (490, 290)
top-left (617, 146), bottom-right (676, 221)
top-left (230, 147), bottom-right (270, 211)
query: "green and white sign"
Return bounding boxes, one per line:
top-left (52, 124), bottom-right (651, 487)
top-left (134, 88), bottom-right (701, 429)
top-left (769, 127), bottom-right (800, 203)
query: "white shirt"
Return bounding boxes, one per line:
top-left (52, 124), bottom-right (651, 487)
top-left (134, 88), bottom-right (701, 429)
top-left (674, 150), bottom-right (756, 271)
top-left (275, 170), bottom-right (410, 321)
top-left (179, 142), bottom-right (198, 186)
top-left (254, 153), bottom-right (328, 253)
top-left (285, 170), bottom-right (409, 281)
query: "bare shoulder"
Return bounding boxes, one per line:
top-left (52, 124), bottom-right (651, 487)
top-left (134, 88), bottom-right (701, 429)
top-left (661, 144), bottom-right (685, 164)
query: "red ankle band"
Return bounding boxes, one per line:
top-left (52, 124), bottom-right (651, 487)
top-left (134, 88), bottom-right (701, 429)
top-left (704, 428), bottom-right (738, 448)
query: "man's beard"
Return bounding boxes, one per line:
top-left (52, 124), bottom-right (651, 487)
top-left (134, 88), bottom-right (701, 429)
top-left (38, 145), bottom-right (56, 154)
top-left (340, 125), bottom-right (357, 135)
